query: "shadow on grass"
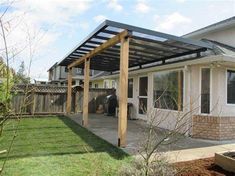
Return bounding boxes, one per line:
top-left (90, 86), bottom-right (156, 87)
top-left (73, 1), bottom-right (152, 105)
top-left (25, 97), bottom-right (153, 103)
top-left (58, 116), bottom-right (129, 160)
top-left (0, 116), bottom-right (128, 161)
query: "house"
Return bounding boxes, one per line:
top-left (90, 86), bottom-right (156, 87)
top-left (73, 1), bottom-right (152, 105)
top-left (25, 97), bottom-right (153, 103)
top-left (34, 79), bottom-right (49, 85)
top-left (48, 62), bottom-right (104, 87)
top-left (58, 18), bottom-right (235, 146)
top-left (90, 71), bottom-right (116, 88)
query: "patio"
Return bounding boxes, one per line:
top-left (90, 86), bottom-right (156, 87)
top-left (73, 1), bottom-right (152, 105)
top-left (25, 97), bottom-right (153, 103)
top-left (69, 113), bottom-right (235, 160)
top-left (63, 20), bottom-right (214, 147)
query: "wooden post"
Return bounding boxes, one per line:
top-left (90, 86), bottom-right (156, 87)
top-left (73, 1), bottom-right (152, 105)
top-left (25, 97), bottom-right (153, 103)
top-left (66, 67), bottom-right (72, 114)
top-left (83, 58), bottom-right (90, 127)
top-left (118, 36), bottom-right (129, 147)
top-left (31, 87), bottom-right (36, 115)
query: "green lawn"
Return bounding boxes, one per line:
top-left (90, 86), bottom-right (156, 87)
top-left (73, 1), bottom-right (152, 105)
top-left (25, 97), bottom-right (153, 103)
top-left (0, 116), bottom-right (131, 176)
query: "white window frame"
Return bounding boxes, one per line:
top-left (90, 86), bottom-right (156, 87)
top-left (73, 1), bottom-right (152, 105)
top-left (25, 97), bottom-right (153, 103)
top-left (225, 68), bottom-right (235, 106)
top-left (199, 67), bottom-right (212, 115)
top-left (111, 80), bottom-right (116, 88)
top-left (103, 80), bottom-right (109, 88)
top-left (152, 68), bottom-right (185, 112)
top-left (137, 75), bottom-right (148, 119)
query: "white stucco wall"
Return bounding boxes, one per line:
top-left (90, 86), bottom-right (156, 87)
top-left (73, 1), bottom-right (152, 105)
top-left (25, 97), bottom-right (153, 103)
top-left (115, 59), bottom-right (235, 131)
top-left (190, 64), bottom-right (235, 117)
top-left (187, 26), bottom-right (235, 47)
top-left (215, 66), bottom-right (235, 116)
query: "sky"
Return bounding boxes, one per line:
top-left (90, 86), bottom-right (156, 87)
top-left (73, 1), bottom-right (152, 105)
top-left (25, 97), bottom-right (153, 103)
top-left (0, 0), bottom-right (234, 81)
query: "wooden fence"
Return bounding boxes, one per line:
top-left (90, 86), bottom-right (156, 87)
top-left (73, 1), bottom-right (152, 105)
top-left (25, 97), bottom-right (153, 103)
top-left (11, 84), bottom-right (113, 115)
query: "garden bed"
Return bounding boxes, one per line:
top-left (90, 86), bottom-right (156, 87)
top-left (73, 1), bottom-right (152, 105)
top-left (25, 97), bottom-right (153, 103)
top-left (175, 157), bottom-right (234, 176)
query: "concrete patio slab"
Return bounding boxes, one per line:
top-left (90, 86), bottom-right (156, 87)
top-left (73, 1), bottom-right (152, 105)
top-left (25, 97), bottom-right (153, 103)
top-left (68, 113), bottom-right (235, 162)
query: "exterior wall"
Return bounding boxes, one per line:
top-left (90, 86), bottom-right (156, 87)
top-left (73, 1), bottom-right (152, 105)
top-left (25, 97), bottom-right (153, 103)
top-left (186, 26), bottom-right (235, 47)
top-left (60, 66), bottom-right (67, 79)
top-left (193, 115), bottom-right (235, 140)
top-left (91, 79), bottom-right (116, 89)
top-left (217, 67), bottom-right (235, 116)
top-left (188, 64), bottom-right (235, 117)
top-left (91, 80), bottom-right (104, 88)
top-left (115, 59), bottom-right (235, 139)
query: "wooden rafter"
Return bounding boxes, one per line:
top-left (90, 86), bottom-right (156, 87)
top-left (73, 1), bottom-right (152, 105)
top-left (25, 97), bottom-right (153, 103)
top-left (68, 30), bottom-right (130, 68)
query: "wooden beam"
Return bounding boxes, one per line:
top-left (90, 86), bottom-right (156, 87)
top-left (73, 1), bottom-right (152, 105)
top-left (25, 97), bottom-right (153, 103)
top-left (82, 58), bottom-right (90, 127)
top-left (66, 68), bottom-right (72, 114)
top-left (118, 36), bottom-right (129, 147)
top-left (68, 30), bottom-right (130, 68)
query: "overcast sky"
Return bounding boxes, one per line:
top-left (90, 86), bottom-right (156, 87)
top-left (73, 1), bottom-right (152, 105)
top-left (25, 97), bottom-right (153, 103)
top-left (0, 0), bottom-right (234, 81)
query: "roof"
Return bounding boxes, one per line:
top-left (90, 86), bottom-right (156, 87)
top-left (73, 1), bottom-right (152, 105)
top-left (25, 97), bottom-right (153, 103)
top-left (183, 16), bottom-right (235, 38)
top-left (206, 39), bottom-right (235, 57)
top-left (58, 20), bottom-right (214, 72)
top-left (47, 62), bottom-right (58, 71)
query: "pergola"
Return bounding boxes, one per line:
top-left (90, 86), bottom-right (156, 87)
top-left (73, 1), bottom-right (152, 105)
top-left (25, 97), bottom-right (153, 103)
top-left (59, 20), bottom-right (213, 147)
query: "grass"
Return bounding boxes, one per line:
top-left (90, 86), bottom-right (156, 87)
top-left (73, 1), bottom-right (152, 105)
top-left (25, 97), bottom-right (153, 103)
top-left (0, 116), bottom-right (131, 176)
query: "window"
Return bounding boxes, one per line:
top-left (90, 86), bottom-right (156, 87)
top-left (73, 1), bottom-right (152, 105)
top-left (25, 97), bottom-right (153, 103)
top-left (104, 80), bottom-right (108, 88)
top-left (76, 68), bottom-right (83, 75)
top-left (95, 83), bottom-right (98, 88)
top-left (153, 70), bottom-right (183, 111)
top-left (201, 68), bottom-right (210, 114)
top-left (111, 80), bottom-right (116, 88)
top-left (139, 77), bottom-right (148, 96)
top-left (227, 70), bottom-right (235, 104)
top-left (128, 78), bottom-right (133, 98)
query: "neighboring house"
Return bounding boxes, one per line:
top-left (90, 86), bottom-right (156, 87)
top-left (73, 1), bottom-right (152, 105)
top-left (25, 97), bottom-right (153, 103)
top-left (34, 79), bottom-right (49, 85)
top-left (48, 62), bottom-right (102, 86)
top-left (90, 71), bottom-right (117, 88)
top-left (59, 18), bottom-right (235, 141)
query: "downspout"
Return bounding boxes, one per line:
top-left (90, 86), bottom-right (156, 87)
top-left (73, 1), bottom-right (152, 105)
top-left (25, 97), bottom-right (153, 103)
top-left (185, 65), bottom-right (192, 136)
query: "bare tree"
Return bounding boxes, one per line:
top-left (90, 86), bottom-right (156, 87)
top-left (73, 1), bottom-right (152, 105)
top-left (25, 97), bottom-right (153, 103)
top-left (0, 1), bottom-right (44, 173)
top-left (118, 90), bottom-right (216, 176)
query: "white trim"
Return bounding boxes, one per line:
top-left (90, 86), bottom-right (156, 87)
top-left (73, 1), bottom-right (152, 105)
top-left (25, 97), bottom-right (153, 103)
top-left (225, 68), bottom-right (235, 106)
top-left (137, 75), bottom-right (148, 119)
top-left (103, 80), bottom-right (109, 88)
top-left (199, 67), bottom-right (212, 115)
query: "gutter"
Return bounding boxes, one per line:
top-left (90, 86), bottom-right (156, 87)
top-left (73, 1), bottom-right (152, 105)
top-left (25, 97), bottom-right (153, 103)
top-left (101, 55), bottom-right (229, 79)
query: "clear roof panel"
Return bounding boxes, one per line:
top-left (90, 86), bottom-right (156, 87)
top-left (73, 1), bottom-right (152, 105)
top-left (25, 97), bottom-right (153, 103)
top-left (59, 20), bottom-right (213, 71)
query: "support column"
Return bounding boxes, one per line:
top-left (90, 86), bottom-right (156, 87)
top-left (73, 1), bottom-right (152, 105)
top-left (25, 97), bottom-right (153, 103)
top-left (83, 58), bottom-right (90, 127)
top-left (118, 36), bottom-right (129, 147)
top-left (66, 67), bottom-right (72, 114)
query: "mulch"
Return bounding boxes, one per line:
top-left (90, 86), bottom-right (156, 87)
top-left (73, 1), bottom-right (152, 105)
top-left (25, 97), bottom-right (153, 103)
top-left (175, 157), bottom-right (235, 176)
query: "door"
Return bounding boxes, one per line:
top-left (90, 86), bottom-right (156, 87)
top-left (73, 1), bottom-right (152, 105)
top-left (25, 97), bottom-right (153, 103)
top-left (138, 76), bottom-right (148, 118)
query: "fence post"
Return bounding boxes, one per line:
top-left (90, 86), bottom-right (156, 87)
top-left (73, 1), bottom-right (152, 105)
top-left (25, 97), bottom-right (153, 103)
top-left (31, 88), bottom-right (36, 115)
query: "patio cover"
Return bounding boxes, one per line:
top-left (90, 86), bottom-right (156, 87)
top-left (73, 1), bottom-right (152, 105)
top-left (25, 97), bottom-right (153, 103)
top-left (59, 20), bottom-right (214, 72)
top-left (63, 20), bottom-right (214, 147)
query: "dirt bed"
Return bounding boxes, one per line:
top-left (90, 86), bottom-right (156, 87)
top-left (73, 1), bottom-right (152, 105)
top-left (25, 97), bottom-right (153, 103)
top-left (175, 157), bottom-right (234, 176)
